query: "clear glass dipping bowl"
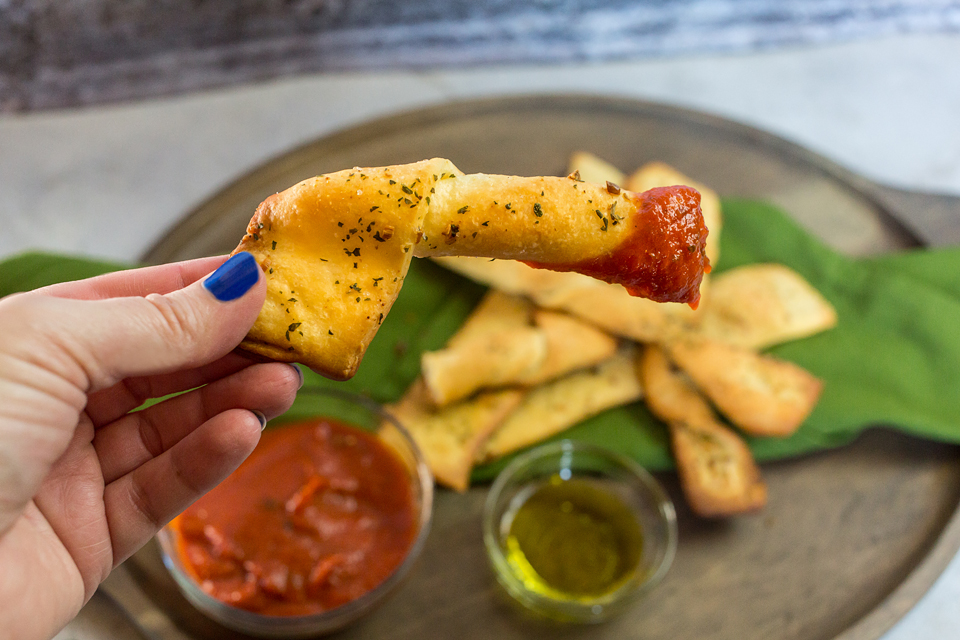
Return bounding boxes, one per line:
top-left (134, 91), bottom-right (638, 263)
top-left (483, 440), bottom-right (677, 623)
top-left (157, 389), bottom-right (433, 638)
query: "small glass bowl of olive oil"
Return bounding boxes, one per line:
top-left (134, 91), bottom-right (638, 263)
top-left (483, 440), bottom-right (677, 623)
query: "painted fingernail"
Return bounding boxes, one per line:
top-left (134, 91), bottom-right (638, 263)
top-left (251, 410), bottom-right (268, 431)
top-left (289, 363), bottom-right (304, 390)
top-left (203, 252), bottom-right (260, 302)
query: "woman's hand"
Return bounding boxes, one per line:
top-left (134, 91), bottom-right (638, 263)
top-left (0, 253), bottom-right (301, 639)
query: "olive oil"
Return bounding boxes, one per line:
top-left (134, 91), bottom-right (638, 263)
top-left (503, 475), bottom-right (644, 601)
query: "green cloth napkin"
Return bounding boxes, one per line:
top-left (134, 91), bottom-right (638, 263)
top-left (3, 199), bottom-right (960, 480)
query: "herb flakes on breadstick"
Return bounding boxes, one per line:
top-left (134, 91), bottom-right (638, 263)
top-left (233, 158), bottom-right (709, 380)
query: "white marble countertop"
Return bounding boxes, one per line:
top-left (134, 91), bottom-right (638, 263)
top-left (3, 31), bottom-right (960, 640)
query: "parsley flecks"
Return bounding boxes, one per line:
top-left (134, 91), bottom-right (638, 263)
top-left (284, 322), bottom-right (302, 341)
top-left (443, 223), bottom-right (460, 244)
top-left (533, 203), bottom-right (543, 217)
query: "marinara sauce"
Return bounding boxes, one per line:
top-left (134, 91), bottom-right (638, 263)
top-left (169, 418), bottom-right (418, 616)
top-left (525, 185), bottom-right (710, 309)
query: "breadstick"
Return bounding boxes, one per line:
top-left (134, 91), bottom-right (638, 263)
top-left (232, 158), bottom-right (709, 380)
top-left (638, 345), bottom-right (767, 517)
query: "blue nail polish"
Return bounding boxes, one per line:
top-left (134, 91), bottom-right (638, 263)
top-left (289, 363), bottom-right (305, 390)
top-left (203, 252), bottom-right (260, 301)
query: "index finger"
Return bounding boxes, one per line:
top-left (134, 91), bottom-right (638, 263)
top-left (33, 256), bottom-right (230, 300)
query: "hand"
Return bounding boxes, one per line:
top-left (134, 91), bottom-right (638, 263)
top-left (0, 253), bottom-right (301, 639)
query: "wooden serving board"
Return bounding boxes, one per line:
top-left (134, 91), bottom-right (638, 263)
top-left (90, 96), bottom-right (960, 640)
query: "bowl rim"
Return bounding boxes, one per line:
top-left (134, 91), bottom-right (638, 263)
top-left (481, 439), bottom-right (678, 620)
top-left (157, 388), bottom-right (434, 635)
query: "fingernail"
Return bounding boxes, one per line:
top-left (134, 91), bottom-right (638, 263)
top-left (251, 410), bottom-right (267, 431)
top-left (203, 252), bottom-right (260, 302)
top-left (289, 363), bottom-right (304, 389)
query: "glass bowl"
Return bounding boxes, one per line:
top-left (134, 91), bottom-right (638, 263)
top-left (483, 440), bottom-right (677, 623)
top-left (157, 389), bottom-right (433, 638)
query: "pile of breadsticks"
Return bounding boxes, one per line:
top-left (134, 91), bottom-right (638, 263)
top-left (391, 153), bottom-right (837, 517)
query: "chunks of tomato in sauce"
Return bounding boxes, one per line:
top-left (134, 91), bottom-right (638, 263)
top-left (170, 419), bottom-right (418, 616)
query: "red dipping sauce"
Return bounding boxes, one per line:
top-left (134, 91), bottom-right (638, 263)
top-left (525, 185), bottom-right (710, 308)
top-left (170, 419), bottom-right (418, 616)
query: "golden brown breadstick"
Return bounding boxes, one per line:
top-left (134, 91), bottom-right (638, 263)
top-left (637, 345), bottom-right (767, 517)
top-left (232, 158), bottom-right (708, 380)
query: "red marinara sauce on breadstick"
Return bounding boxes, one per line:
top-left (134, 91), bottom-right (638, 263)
top-left (524, 185), bottom-right (710, 308)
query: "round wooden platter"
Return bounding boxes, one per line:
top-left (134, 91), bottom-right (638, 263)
top-left (95, 95), bottom-right (960, 640)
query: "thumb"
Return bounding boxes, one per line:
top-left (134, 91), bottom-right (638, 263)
top-left (8, 251), bottom-right (266, 395)
top-left (69, 251), bottom-right (266, 392)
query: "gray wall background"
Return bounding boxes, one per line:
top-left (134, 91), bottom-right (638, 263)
top-left (2, 0), bottom-right (960, 112)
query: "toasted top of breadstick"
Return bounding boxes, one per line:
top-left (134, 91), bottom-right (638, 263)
top-left (233, 158), bottom-right (708, 379)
